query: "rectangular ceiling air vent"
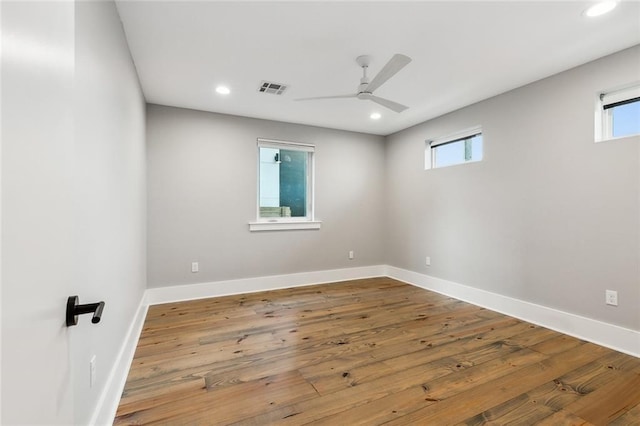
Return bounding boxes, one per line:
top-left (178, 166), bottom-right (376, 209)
top-left (258, 81), bottom-right (288, 95)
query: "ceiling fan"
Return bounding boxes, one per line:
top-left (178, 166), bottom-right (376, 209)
top-left (296, 54), bottom-right (412, 113)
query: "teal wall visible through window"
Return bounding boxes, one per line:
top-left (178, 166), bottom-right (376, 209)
top-left (258, 147), bottom-right (308, 218)
top-left (279, 150), bottom-right (307, 217)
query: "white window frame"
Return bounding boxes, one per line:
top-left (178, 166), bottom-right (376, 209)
top-left (425, 126), bottom-right (483, 170)
top-left (249, 138), bottom-right (321, 232)
top-left (595, 83), bottom-right (640, 142)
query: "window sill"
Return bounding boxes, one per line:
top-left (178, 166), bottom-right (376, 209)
top-left (595, 133), bottom-right (640, 144)
top-left (249, 221), bottom-right (322, 232)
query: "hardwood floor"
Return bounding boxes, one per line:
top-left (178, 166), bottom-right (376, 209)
top-left (115, 277), bottom-right (640, 425)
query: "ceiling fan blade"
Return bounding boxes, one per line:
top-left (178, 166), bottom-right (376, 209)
top-left (368, 95), bottom-right (409, 113)
top-left (295, 94), bottom-right (357, 101)
top-left (365, 54), bottom-right (412, 93)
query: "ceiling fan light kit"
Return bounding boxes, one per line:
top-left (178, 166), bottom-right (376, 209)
top-left (296, 53), bottom-right (412, 113)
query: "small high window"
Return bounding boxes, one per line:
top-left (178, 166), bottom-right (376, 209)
top-left (597, 84), bottom-right (640, 141)
top-left (250, 138), bottom-right (320, 231)
top-left (426, 127), bottom-right (483, 170)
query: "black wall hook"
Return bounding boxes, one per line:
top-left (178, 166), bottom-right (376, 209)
top-left (66, 296), bottom-right (105, 326)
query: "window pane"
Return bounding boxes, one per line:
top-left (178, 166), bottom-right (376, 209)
top-left (432, 134), bottom-right (482, 168)
top-left (611, 100), bottom-right (640, 138)
top-left (279, 149), bottom-right (307, 217)
top-left (259, 148), bottom-right (280, 208)
top-left (433, 140), bottom-right (464, 168)
top-left (470, 134), bottom-right (483, 161)
top-left (259, 148), bottom-right (307, 218)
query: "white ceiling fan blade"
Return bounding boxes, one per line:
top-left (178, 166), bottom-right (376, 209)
top-left (365, 54), bottom-right (412, 94)
top-left (368, 95), bottom-right (409, 113)
top-left (295, 94), bottom-right (357, 101)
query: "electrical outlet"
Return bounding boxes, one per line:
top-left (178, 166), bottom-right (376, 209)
top-left (348, 250), bottom-right (354, 260)
top-left (605, 290), bottom-right (618, 306)
top-left (89, 355), bottom-right (96, 388)
top-left (425, 256), bottom-right (431, 266)
top-left (191, 262), bottom-right (199, 273)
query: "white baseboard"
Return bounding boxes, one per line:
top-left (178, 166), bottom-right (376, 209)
top-left (145, 264), bottom-right (387, 305)
top-left (386, 265), bottom-right (640, 358)
top-left (90, 298), bottom-right (148, 426)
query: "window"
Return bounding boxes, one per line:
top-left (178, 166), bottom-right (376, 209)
top-left (426, 127), bottom-right (483, 169)
top-left (249, 138), bottom-right (320, 231)
top-left (597, 84), bottom-right (640, 141)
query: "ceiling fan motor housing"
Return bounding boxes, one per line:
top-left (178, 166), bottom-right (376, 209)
top-left (355, 55), bottom-right (372, 68)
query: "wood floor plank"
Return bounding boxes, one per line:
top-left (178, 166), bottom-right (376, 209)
top-left (535, 410), bottom-right (595, 426)
top-left (304, 347), bottom-right (549, 425)
top-left (126, 301), bottom-right (488, 392)
top-left (459, 392), bottom-right (558, 425)
top-left (232, 356), bottom-right (461, 425)
top-left (609, 403), bottom-right (640, 425)
top-left (117, 377), bottom-right (206, 418)
top-left (383, 342), bottom-right (610, 425)
top-left (562, 370), bottom-right (640, 424)
top-left (114, 277), bottom-right (640, 425)
top-left (455, 350), bottom-right (639, 425)
top-left (298, 313), bottom-right (521, 385)
top-left (117, 370), bottom-right (318, 425)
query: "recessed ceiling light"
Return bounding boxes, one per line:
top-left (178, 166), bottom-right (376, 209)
top-left (370, 112), bottom-right (381, 120)
top-left (584, 1), bottom-right (618, 17)
top-left (215, 85), bottom-right (230, 95)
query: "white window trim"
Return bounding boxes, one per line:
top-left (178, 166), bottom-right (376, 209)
top-left (595, 83), bottom-right (640, 143)
top-left (249, 138), bottom-right (321, 232)
top-left (256, 138), bottom-right (315, 152)
top-left (249, 221), bottom-right (322, 232)
top-left (425, 125), bottom-right (482, 170)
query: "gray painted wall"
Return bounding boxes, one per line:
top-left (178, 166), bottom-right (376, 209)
top-left (1, 1), bottom-right (146, 424)
top-left (385, 46), bottom-right (640, 331)
top-left (73, 2), bottom-right (146, 423)
top-left (147, 105), bottom-right (386, 287)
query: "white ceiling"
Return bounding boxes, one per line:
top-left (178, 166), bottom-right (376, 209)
top-left (115, 1), bottom-right (640, 136)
